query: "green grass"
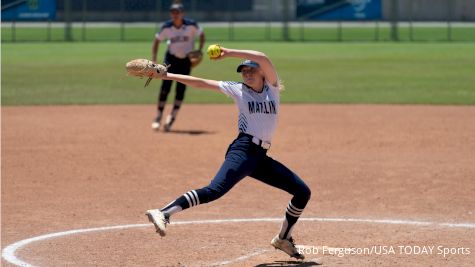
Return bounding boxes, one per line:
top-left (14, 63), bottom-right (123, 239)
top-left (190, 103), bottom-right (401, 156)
top-left (2, 25), bottom-right (475, 42)
top-left (2, 42), bottom-right (475, 105)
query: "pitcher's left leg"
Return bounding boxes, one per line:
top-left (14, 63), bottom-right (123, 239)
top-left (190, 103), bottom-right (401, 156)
top-left (165, 60), bottom-right (191, 131)
top-left (251, 156), bottom-right (311, 259)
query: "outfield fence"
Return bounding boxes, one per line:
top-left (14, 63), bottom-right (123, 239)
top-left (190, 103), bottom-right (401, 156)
top-left (1, 0), bottom-right (475, 42)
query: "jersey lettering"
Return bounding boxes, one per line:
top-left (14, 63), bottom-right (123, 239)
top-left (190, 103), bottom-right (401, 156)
top-left (248, 101), bottom-right (277, 114)
top-left (219, 81), bottom-right (280, 142)
top-left (170, 36), bottom-right (190, 43)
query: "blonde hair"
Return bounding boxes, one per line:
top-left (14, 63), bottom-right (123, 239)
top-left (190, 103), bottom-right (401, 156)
top-left (277, 79), bottom-right (285, 91)
top-left (261, 77), bottom-right (285, 91)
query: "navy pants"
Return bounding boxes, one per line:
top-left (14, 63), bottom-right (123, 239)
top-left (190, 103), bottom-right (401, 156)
top-left (194, 133), bottom-right (311, 209)
top-left (158, 52), bottom-right (191, 103)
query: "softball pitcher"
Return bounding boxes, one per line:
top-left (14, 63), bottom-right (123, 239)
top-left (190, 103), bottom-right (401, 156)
top-left (151, 3), bottom-right (205, 131)
top-left (146, 47), bottom-right (311, 259)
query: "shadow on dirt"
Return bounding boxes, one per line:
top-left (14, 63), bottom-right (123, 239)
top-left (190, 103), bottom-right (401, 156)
top-left (255, 259), bottom-right (322, 267)
top-left (159, 129), bottom-right (215, 135)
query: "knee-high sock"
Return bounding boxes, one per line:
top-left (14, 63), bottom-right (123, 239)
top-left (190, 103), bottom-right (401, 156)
top-left (158, 102), bottom-right (166, 114)
top-left (157, 81), bottom-right (172, 115)
top-left (160, 189), bottom-right (201, 217)
top-left (159, 186), bottom-right (224, 218)
top-left (170, 100), bottom-right (183, 118)
top-left (279, 200), bottom-right (305, 240)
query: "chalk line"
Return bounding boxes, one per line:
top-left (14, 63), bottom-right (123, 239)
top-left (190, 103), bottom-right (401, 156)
top-left (3, 216), bottom-right (475, 266)
top-left (211, 249), bottom-right (272, 266)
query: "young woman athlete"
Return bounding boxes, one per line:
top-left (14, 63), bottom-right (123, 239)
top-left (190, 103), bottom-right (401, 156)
top-left (146, 47), bottom-right (311, 259)
top-left (151, 3), bottom-right (205, 131)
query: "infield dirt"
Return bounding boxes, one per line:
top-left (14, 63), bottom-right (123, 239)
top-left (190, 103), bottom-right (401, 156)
top-left (2, 104), bottom-right (475, 266)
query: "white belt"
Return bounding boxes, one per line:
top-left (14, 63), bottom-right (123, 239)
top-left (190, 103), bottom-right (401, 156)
top-left (252, 136), bottom-right (271, 150)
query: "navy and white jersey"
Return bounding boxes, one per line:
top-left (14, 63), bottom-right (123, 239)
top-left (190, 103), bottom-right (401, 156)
top-left (219, 81), bottom-right (280, 143)
top-left (155, 18), bottom-right (202, 59)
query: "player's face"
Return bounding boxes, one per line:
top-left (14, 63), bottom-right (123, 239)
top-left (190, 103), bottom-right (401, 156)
top-left (170, 10), bottom-right (183, 21)
top-left (241, 66), bottom-right (264, 89)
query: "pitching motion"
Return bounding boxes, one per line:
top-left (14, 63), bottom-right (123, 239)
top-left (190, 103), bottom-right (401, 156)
top-left (127, 46), bottom-right (311, 261)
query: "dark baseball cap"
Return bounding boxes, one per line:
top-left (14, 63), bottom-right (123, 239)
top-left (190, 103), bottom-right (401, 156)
top-left (237, 60), bottom-right (260, 73)
top-left (169, 3), bottom-right (184, 11)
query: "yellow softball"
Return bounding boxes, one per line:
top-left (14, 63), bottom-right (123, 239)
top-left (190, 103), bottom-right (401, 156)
top-left (207, 44), bottom-right (221, 59)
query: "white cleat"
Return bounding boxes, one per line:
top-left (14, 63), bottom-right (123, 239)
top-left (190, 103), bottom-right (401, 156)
top-left (271, 235), bottom-right (305, 260)
top-left (151, 121), bottom-right (160, 131)
top-left (146, 209), bottom-right (168, 237)
top-left (164, 115), bottom-right (175, 132)
top-left (152, 115), bottom-right (162, 131)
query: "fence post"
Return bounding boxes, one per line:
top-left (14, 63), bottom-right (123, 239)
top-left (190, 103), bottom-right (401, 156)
top-left (266, 0), bottom-right (272, 41)
top-left (12, 20), bottom-right (16, 42)
top-left (389, 0), bottom-right (399, 41)
top-left (120, 0), bottom-right (125, 41)
top-left (64, 0), bottom-right (73, 41)
top-left (409, 0), bottom-right (413, 42)
top-left (228, 1), bottom-right (234, 41)
top-left (282, 0), bottom-right (290, 41)
top-left (447, 0), bottom-right (452, 41)
top-left (81, 0), bottom-right (86, 41)
top-left (47, 19), bottom-right (52, 41)
top-left (190, 0), bottom-right (197, 21)
top-left (155, 0), bottom-right (161, 34)
top-left (374, 20), bottom-right (379, 41)
top-left (337, 6), bottom-right (342, 42)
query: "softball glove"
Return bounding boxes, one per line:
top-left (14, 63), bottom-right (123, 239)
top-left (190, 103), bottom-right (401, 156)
top-left (187, 50), bottom-right (203, 68)
top-left (126, 59), bottom-right (170, 87)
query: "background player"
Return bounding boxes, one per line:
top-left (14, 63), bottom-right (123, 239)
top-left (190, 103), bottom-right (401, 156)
top-left (146, 46), bottom-right (311, 260)
top-left (151, 3), bottom-right (205, 131)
